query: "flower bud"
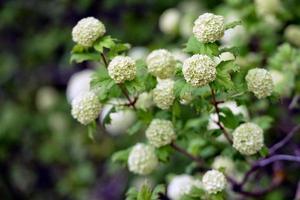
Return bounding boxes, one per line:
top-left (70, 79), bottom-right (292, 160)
top-left (146, 119), bottom-right (176, 147)
top-left (72, 17), bottom-right (106, 47)
top-left (71, 91), bottom-right (101, 125)
top-left (153, 79), bottom-right (175, 110)
top-left (232, 122), bottom-right (264, 155)
top-left (245, 68), bottom-right (274, 99)
top-left (192, 13), bottom-right (225, 43)
top-left (202, 170), bottom-right (226, 194)
top-left (108, 56), bottom-right (136, 83)
top-left (183, 54), bottom-right (216, 87)
top-left (128, 143), bottom-right (158, 175)
top-left (146, 49), bottom-right (176, 79)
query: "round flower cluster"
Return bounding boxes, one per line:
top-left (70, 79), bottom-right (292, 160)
top-left (232, 122), bottom-right (264, 155)
top-left (245, 68), bottom-right (274, 99)
top-left (72, 17), bottom-right (106, 47)
top-left (146, 119), bottom-right (176, 147)
top-left (212, 156), bottom-right (235, 174)
top-left (71, 91), bottom-right (102, 125)
top-left (146, 49), bottom-right (176, 79)
top-left (167, 175), bottom-right (202, 200)
top-left (183, 54), bottom-right (217, 87)
top-left (153, 79), bottom-right (175, 110)
top-left (128, 143), bottom-right (158, 175)
top-left (192, 13), bottom-right (225, 43)
top-left (108, 56), bottom-right (136, 83)
top-left (202, 170), bottom-right (226, 194)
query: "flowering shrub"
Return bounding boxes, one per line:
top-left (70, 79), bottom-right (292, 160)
top-left (69, 12), bottom-right (300, 200)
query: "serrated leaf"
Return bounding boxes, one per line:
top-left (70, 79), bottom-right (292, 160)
top-left (93, 35), bottom-right (116, 53)
top-left (70, 52), bottom-right (100, 63)
top-left (219, 107), bottom-right (243, 129)
top-left (184, 36), bottom-right (219, 56)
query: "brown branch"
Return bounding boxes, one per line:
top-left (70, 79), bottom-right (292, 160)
top-left (170, 142), bottom-right (203, 166)
top-left (209, 85), bottom-right (233, 144)
top-left (100, 53), bottom-right (136, 110)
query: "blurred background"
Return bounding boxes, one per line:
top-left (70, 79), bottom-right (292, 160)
top-left (1, 0), bottom-right (300, 199)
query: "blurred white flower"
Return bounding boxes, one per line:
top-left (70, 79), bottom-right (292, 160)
top-left (135, 92), bottom-right (154, 111)
top-left (159, 8), bottom-right (181, 35)
top-left (167, 175), bottom-right (202, 200)
top-left (36, 86), bottom-right (59, 111)
top-left (66, 69), bottom-right (93, 103)
top-left (284, 25), bottom-right (300, 47)
top-left (171, 48), bottom-right (189, 62)
top-left (212, 156), bottom-right (235, 174)
top-left (128, 46), bottom-right (149, 60)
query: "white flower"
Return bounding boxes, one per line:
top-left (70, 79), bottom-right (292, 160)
top-left (183, 54), bottom-right (216, 87)
top-left (100, 101), bottom-right (136, 136)
top-left (71, 91), bottom-right (102, 125)
top-left (171, 48), bottom-right (189, 63)
top-left (72, 17), bottom-right (106, 47)
top-left (270, 70), bottom-right (294, 97)
top-left (128, 143), bottom-right (158, 175)
top-left (255, 0), bottom-right (281, 17)
top-left (212, 156), bottom-right (235, 174)
top-left (146, 49), bottom-right (176, 79)
top-left (128, 46), bottom-right (149, 60)
top-left (284, 25), bottom-right (300, 47)
top-left (135, 92), bottom-right (154, 111)
top-left (202, 170), bottom-right (226, 194)
top-left (108, 56), bottom-right (136, 83)
top-left (146, 119), bottom-right (176, 147)
top-left (153, 79), bottom-right (175, 110)
top-left (232, 123), bottom-right (264, 155)
top-left (193, 13), bottom-right (225, 43)
top-left (36, 86), bottom-right (59, 111)
top-left (207, 101), bottom-right (249, 130)
top-left (159, 8), bottom-right (181, 35)
top-left (167, 175), bottom-right (202, 200)
top-left (66, 69), bottom-right (93, 103)
top-left (245, 68), bottom-right (274, 99)
top-left (179, 14), bottom-right (195, 38)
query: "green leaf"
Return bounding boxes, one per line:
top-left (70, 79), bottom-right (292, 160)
top-left (137, 184), bottom-right (152, 200)
top-left (93, 35), bottom-right (116, 53)
top-left (155, 145), bottom-right (173, 163)
top-left (225, 20), bottom-right (242, 30)
top-left (126, 121), bottom-right (144, 135)
top-left (87, 121), bottom-right (96, 141)
top-left (259, 146), bottom-right (269, 157)
top-left (70, 52), bottom-right (100, 63)
top-left (184, 36), bottom-right (219, 56)
top-left (213, 61), bottom-right (239, 90)
top-left (111, 148), bottom-right (131, 165)
top-left (219, 107), bottom-right (243, 129)
top-left (252, 116), bottom-right (273, 130)
top-left (151, 185), bottom-right (166, 200)
top-left (126, 187), bottom-right (138, 200)
top-left (108, 43), bottom-right (131, 59)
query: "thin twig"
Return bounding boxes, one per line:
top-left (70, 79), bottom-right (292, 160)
top-left (100, 53), bottom-right (137, 110)
top-left (269, 125), bottom-right (300, 155)
top-left (209, 85), bottom-right (233, 144)
top-left (170, 142), bottom-right (203, 166)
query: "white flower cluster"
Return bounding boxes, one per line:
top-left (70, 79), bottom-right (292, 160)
top-left (108, 56), bottom-right (136, 83)
top-left (153, 79), bottom-right (175, 110)
top-left (245, 68), bottom-right (274, 99)
top-left (71, 91), bottom-right (102, 125)
top-left (72, 17), bottom-right (106, 47)
top-left (146, 119), bottom-right (176, 147)
top-left (232, 123), bottom-right (264, 155)
top-left (167, 175), bottom-right (202, 200)
top-left (193, 13), bottom-right (225, 43)
top-left (128, 143), bottom-right (158, 175)
top-left (183, 54), bottom-right (216, 87)
top-left (202, 170), bottom-right (226, 194)
top-left (135, 92), bottom-right (153, 111)
top-left (212, 156), bottom-right (235, 174)
top-left (146, 49), bottom-right (176, 79)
